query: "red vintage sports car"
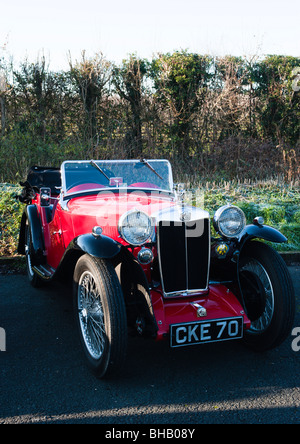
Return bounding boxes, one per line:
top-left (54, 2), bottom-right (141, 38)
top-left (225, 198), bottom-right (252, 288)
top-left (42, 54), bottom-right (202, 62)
top-left (17, 159), bottom-right (295, 378)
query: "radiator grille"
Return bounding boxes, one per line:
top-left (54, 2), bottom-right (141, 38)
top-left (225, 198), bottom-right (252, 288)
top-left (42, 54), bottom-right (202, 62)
top-left (157, 218), bottom-right (210, 296)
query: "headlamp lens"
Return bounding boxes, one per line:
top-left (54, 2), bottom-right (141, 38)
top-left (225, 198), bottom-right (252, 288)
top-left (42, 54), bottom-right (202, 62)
top-left (214, 205), bottom-right (246, 238)
top-left (119, 210), bottom-right (154, 246)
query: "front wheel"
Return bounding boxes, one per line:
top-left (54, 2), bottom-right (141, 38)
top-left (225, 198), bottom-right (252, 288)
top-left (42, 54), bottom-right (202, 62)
top-left (239, 241), bottom-right (295, 351)
top-left (73, 254), bottom-right (128, 378)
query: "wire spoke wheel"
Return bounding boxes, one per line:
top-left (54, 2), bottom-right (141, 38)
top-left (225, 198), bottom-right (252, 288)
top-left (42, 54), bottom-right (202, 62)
top-left (78, 271), bottom-right (106, 360)
top-left (239, 241), bottom-right (295, 352)
top-left (73, 254), bottom-right (128, 378)
top-left (240, 259), bottom-right (274, 335)
top-left (24, 221), bottom-right (43, 287)
top-left (25, 223), bottom-right (35, 279)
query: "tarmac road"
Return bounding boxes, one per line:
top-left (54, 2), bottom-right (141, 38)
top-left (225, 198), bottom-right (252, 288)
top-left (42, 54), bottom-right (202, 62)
top-left (0, 266), bottom-right (299, 425)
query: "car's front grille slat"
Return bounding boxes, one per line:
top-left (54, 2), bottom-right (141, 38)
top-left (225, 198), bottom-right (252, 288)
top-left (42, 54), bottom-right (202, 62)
top-left (157, 218), bottom-right (210, 296)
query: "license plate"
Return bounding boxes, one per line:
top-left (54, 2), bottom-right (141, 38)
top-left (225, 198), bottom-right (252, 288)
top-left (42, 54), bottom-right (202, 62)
top-left (170, 317), bottom-right (243, 348)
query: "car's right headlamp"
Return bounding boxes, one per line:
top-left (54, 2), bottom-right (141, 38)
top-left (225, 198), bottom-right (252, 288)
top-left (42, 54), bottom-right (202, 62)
top-left (213, 205), bottom-right (246, 238)
top-left (118, 209), bottom-right (154, 246)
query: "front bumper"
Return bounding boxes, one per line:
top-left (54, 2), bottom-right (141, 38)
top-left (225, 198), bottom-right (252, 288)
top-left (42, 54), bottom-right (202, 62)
top-left (151, 284), bottom-right (251, 342)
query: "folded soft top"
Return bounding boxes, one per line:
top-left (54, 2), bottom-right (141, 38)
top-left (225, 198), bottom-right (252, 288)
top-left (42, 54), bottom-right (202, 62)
top-left (23, 165), bottom-right (61, 195)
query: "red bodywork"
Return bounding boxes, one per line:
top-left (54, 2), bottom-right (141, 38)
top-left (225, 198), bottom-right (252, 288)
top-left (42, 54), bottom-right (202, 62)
top-left (32, 188), bottom-right (251, 341)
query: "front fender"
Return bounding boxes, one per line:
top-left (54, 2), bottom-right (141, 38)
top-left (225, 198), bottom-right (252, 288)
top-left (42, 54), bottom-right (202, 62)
top-left (70, 233), bottom-right (122, 259)
top-left (54, 233), bottom-right (122, 281)
top-left (234, 224), bottom-right (287, 316)
top-left (17, 205), bottom-right (45, 265)
top-left (238, 224), bottom-right (287, 250)
top-left (210, 224), bottom-right (287, 283)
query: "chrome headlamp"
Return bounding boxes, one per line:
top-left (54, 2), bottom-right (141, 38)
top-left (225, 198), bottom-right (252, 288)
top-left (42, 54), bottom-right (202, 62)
top-left (213, 205), bottom-right (246, 238)
top-left (118, 210), bottom-right (154, 246)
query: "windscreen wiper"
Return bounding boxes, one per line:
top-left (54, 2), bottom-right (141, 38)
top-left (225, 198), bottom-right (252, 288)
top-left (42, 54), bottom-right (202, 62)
top-left (140, 158), bottom-right (163, 180)
top-left (90, 160), bottom-right (110, 182)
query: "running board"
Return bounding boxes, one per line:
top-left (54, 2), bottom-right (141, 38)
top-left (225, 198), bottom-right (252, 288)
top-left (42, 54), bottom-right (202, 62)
top-left (32, 264), bottom-right (56, 280)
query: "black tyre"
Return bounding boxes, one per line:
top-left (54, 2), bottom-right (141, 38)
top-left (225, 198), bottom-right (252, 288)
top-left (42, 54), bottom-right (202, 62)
top-left (73, 254), bottom-right (128, 378)
top-left (24, 222), bottom-right (43, 288)
top-left (239, 241), bottom-right (295, 351)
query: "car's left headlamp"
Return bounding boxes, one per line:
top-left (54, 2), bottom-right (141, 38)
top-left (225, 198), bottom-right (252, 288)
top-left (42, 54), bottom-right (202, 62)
top-left (213, 205), bottom-right (246, 238)
top-left (118, 210), bottom-right (154, 246)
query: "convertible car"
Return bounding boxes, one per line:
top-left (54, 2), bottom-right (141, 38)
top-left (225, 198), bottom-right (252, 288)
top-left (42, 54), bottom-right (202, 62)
top-left (17, 159), bottom-right (295, 378)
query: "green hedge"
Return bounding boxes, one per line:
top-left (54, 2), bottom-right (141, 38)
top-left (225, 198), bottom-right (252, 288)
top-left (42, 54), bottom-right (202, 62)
top-left (190, 180), bottom-right (300, 251)
top-left (0, 184), bottom-right (23, 256)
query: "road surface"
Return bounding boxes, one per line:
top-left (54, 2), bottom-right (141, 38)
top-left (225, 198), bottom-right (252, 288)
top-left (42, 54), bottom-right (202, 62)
top-left (0, 266), bottom-right (299, 424)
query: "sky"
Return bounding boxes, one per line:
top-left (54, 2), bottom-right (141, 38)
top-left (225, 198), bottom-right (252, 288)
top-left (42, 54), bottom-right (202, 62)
top-left (0, 0), bottom-right (299, 70)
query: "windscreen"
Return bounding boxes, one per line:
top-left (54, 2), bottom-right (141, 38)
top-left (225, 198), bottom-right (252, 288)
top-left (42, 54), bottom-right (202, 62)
top-left (62, 160), bottom-right (173, 195)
